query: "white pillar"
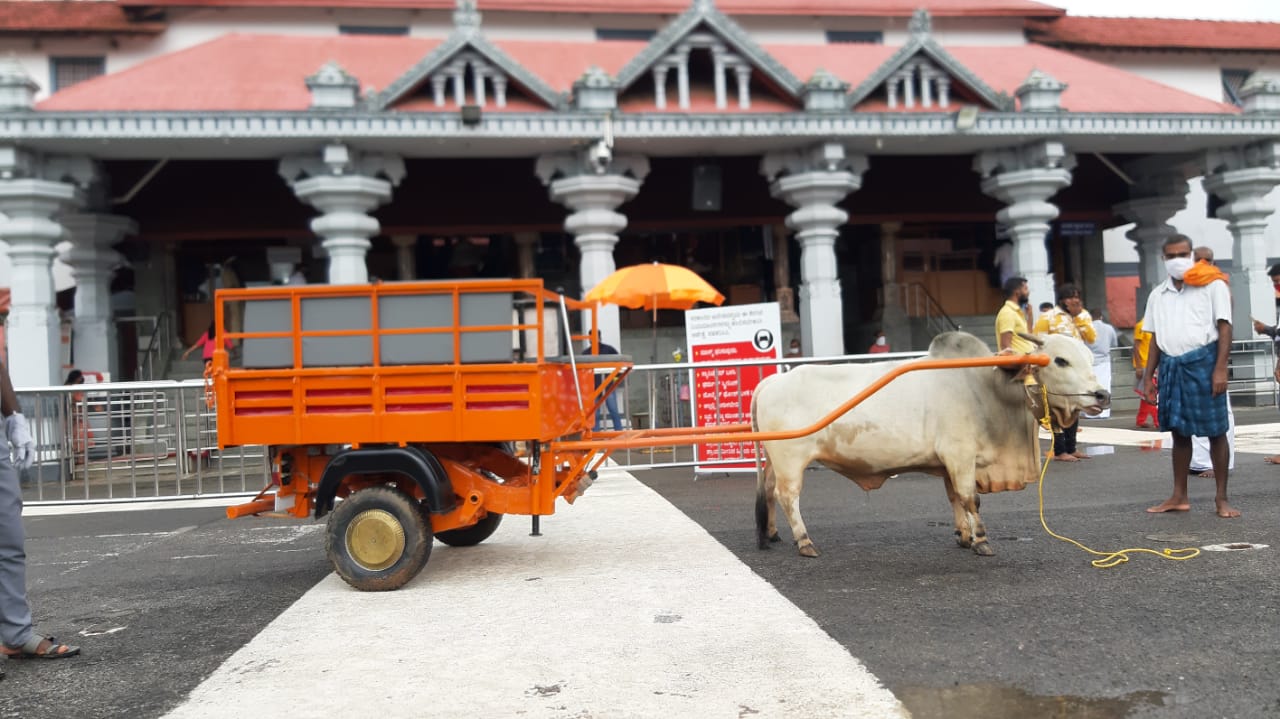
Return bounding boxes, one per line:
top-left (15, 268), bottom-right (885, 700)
top-left (974, 141), bottom-right (1075, 313)
top-left (762, 143), bottom-right (868, 358)
top-left (390, 234), bottom-right (416, 281)
top-left (1204, 142), bottom-right (1280, 339)
top-left (0, 151), bottom-right (88, 387)
top-left (59, 214), bottom-right (135, 378)
top-left (1113, 173), bottom-right (1187, 320)
top-left (280, 144), bottom-right (405, 285)
top-left (536, 147), bottom-right (649, 351)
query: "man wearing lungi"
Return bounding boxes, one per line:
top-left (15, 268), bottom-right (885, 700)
top-left (1139, 234), bottom-right (1239, 518)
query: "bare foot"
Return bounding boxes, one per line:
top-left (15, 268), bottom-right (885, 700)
top-left (1071, 450), bottom-right (1092, 460)
top-left (1195, 469), bottom-right (1215, 478)
top-left (1265, 456), bottom-right (1280, 465)
top-left (1146, 499), bottom-right (1191, 513)
top-left (1053, 453), bottom-right (1080, 462)
top-left (1215, 501), bottom-right (1241, 519)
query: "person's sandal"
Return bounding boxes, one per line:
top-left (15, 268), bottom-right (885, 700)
top-left (1, 635), bottom-right (80, 660)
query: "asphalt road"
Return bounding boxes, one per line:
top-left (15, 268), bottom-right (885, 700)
top-left (3, 416), bottom-right (1279, 718)
top-left (0, 508), bottom-right (329, 719)
top-left (634, 441), bottom-right (1280, 719)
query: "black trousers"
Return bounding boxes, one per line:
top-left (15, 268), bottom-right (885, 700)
top-left (1053, 421), bottom-right (1078, 456)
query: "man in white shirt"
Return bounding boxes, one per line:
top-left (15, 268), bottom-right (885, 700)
top-left (1139, 235), bottom-right (1237, 518)
top-left (1084, 309), bottom-right (1119, 419)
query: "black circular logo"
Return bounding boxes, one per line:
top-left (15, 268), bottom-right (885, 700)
top-left (753, 328), bottom-right (775, 352)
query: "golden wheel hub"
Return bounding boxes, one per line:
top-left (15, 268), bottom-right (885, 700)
top-left (345, 509), bottom-right (406, 571)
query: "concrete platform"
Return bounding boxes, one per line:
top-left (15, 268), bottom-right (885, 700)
top-left (161, 470), bottom-right (909, 719)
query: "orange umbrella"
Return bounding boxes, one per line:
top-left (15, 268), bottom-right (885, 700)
top-left (585, 262), bottom-right (724, 362)
top-left (585, 262), bottom-right (725, 310)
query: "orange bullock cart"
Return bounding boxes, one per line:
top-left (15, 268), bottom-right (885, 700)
top-left (216, 278), bottom-right (1048, 591)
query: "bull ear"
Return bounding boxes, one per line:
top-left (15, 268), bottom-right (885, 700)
top-left (1017, 332), bottom-right (1045, 348)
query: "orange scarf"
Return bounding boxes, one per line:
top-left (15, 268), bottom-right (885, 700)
top-left (1183, 260), bottom-right (1229, 287)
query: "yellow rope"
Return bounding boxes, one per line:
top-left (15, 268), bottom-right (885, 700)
top-left (1034, 384), bottom-right (1200, 568)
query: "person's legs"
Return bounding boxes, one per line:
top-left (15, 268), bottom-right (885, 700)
top-left (0, 450), bottom-right (34, 650)
top-left (1052, 425), bottom-right (1078, 461)
top-left (1148, 431), bottom-right (1192, 513)
top-left (1209, 434), bottom-right (1239, 518)
top-left (604, 392), bottom-right (622, 432)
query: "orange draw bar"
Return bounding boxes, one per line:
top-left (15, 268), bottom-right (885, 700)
top-left (555, 353), bottom-right (1050, 452)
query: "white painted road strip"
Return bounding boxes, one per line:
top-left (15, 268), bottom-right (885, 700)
top-left (164, 470), bottom-right (908, 719)
top-left (1068, 422), bottom-right (1280, 454)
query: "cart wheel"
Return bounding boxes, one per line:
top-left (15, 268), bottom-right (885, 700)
top-left (325, 486), bottom-right (431, 591)
top-left (434, 512), bottom-right (503, 547)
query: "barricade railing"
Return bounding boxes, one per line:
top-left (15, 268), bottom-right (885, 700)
top-left (1107, 337), bottom-right (1275, 406)
top-left (15, 379), bottom-right (268, 505)
top-left (600, 350), bottom-right (927, 472)
top-left (12, 336), bottom-right (1273, 504)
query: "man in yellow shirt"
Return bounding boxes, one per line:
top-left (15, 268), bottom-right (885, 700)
top-left (994, 276), bottom-right (1033, 354)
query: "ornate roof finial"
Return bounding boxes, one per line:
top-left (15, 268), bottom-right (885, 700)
top-left (908, 8), bottom-right (932, 37)
top-left (454, 0), bottom-right (481, 32)
top-left (0, 54), bottom-right (39, 111)
top-left (1239, 71), bottom-right (1280, 114)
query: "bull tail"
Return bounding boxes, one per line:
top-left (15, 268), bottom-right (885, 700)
top-left (753, 398), bottom-right (770, 550)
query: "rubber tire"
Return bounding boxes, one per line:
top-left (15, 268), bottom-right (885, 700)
top-left (325, 486), bottom-right (432, 591)
top-left (434, 512), bottom-right (504, 547)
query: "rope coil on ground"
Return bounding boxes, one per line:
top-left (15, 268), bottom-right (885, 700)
top-left (1035, 385), bottom-right (1200, 568)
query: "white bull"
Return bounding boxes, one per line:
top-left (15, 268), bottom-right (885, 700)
top-left (752, 331), bottom-right (1109, 558)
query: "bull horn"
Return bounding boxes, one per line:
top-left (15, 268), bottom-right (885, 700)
top-left (1017, 332), bottom-right (1045, 348)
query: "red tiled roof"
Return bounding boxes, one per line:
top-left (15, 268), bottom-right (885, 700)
top-left (40, 35), bottom-right (441, 111)
top-left (37, 33), bottom-right (1237, 115)
top-left (113, 0), bottom-right (1065, 17)
top-left (1028, 16), bottom-right (1280, 52)
top-left (0, 1), bottom-right (165, 34)
top-left (945, 44), bottom-right (1238, 113)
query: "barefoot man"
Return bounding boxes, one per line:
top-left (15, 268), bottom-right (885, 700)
top-left (1139, 234), bottom-right (1238, 518)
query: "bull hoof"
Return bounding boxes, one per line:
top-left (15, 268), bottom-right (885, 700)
top-left (972, 541), bottom-right (995, 557)
top-left (955, 532), bottom-right (972, 549)
top-left (797, 543), bottom-right (820, 558)
top-left (769, 533), bottom-right (781, 543)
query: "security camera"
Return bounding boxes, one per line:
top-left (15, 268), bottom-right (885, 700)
top-left (587, 139), bottom-right (612, 174)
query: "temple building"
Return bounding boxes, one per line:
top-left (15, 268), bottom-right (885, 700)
top-left (1, 0), bottom-right (1277, 387)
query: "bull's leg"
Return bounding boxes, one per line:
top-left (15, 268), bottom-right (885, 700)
top-left (755, 455), bottom-right (782, 550)
top-left (774, 463), bottom-right (818, 558)
top-left (946, 460), bottom-right (994, 557)
top-left (764, 462), bottom-right (780, 543)
top-left (962, 494), bottom-right (994, 557)
top-left (943, 475), bottom-right (972, 549)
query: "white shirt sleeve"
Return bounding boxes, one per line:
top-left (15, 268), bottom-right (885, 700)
top-left (1209, 279), bottom-right (1232, 325)
top-left (1142, 294), bottom-right (1158, 336)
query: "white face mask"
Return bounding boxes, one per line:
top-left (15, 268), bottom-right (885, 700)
top-left (875, 336), bottom-right (887, 346)
top-left (1165, 256), bottom-right (1194, 280)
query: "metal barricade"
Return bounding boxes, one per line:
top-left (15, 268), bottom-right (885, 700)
top-left (14, 380), bottom-right (268, 505)
top-left (603, 351), bottom-right (927, 472)
top-left (1108, 337), bottom-right (1276, 410)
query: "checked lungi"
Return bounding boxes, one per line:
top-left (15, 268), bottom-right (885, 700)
top-left (1157, 342), bottom-right (1229, 438)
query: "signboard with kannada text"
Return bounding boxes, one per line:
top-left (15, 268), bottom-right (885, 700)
top-left (685, 302), bottom-right (782, 472)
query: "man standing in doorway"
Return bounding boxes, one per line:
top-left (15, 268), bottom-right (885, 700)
top-left (1140, 234), bottom-right (1238, 518)
top-left (995, 276), bottom-right (1034, 354)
